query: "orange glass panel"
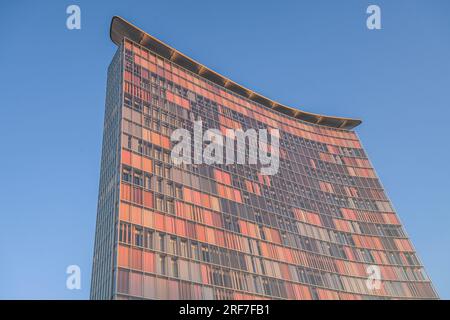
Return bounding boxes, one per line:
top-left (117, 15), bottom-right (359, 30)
top-left (122, 149), bottom-right (131, 166)
top-left (118, 245), bottom-right (129, 268)
top-left (120, 202), bottom-right (130, 221)
top-left (143, 251), bottom-right (155, 273)
top-left (154, 212), bottom-right (164, 231)
top-left (143, 190), bottom-right (153, 208)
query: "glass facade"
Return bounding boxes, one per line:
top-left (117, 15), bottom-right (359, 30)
top-left (91, 19), bottom-right (438, 300)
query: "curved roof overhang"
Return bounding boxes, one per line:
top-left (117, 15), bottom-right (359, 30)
top-left (110, 16), bottom-right (362, 130)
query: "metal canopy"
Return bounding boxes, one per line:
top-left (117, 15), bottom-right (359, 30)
top-left (110, 16), bottom-right (362, 130)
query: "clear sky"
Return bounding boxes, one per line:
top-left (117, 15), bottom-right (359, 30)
top-left (0, 0), bottom-right (449, 299)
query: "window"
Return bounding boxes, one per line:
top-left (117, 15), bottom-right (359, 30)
top-left (144, 173), bottom-right (151, 190)
top-left (201, 245), bottom-right (210, 262)
top-left (156, 196), bottom-right (164, 212)
top-left (122, 167), bottom-right (131, 182)
top-left (167, 183), bottom-right (174, 196)
top-left (167, 200), bottom-right (175, 214)
top-left (158, 255), bottom-right (166, 275)
top-left (144, 230), bottom-right (153, 249)
top-left (156, 179), bottom-right (163, 192)
top-left (119, 223), bottom-right (125, 242)
top-left (159, 233), bottom-right (165, 252)
top-left (170, 258), bottom-right (178, 277)
top-left (134, 227), bottom-right (143, 247)
top-left (168, 237), bottom-right (177, 254)
top-left (133, 171), bottom-right (143, 186)
top-left (180, 240), bottom-right (188, 257)
top-left (191, 242), bottom-right (199, 260)
top-left (164, 166), bottom-right (171, 178)
top-left (175, 185), bottom-right (183, 199)
top-left (154, 163), bottom-right (162, 176)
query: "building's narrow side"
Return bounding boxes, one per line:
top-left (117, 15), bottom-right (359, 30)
top-left (90, 46), bottom-right (123, 299)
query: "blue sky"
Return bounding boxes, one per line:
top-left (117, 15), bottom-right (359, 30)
top-left (0, 0), bottom-right (449, 299)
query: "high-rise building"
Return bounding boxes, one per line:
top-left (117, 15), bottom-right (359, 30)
top-left (90, 16), bottom-right (438, 300)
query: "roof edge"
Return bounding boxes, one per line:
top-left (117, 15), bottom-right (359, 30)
top-left (110, 16), bottom-right (362, 130)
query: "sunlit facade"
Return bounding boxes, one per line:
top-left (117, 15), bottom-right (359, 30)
top-left (90, 16), bottom-right (438, 300)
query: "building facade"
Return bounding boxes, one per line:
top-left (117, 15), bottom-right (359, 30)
top-left (90, 16), bottom-right (438, 300)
